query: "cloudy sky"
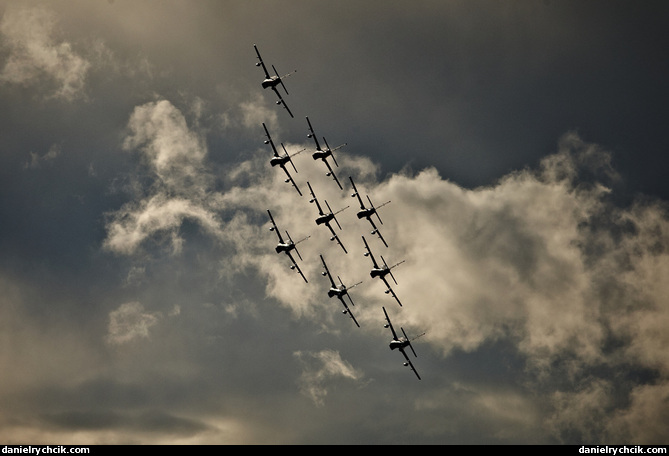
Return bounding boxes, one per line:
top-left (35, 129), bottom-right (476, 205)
top-left (1, 0), bottom-right (668, 445)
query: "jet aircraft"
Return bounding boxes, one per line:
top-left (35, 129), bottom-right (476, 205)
top-left (305, 116), bottom-right (346, 189)
top-left (319, 255), bottom-right (361, 327)
top-left (267, 209), bottom-right (309, 283)
top-left (307, 182), bottom-right (349, 253)
top-left (262, 123), bottom-right (305, 196)
top-left (349, 176), bottom-right (391, 247)
top-left (382, 306), bottom-right (425, 380)
top-left (254, 44), bottom-right (296, 118)
top-left (361, 235), bottom-right (404, 306)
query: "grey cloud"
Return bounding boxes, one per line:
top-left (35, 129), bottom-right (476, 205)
top-left (294, 349), bottom-right (364, 406)
top-left (0, 5), bottom-right (91, 101)
top-left (24, 143), bottom-right (61, 169)
top-left (3, 0), bottom-right (669, 445)
top-left (93, 92), bottom-right (669, 444)
top-left (606, 382), bottom-right (669, 445)
top-left (546, 378), bottom-right (614, 443)
top-left (105, 301), bottom-right (160, 346)
top-left (41, 409), bottom-right (213, 441)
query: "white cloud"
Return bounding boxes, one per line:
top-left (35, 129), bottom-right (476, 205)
top-left (111, 106), bottom-right (668, 387)
top-left (103, 193), bottom-right (222, 256)
top-left (0, 5), bottom-right (91, 101)
top-left (294, 349), bottom-right (364, 406)
top-left (225, 129), bottom-right (669, 442)
top-left (105, 301), bottom-right (160, 346)
top-left (103, 96), bottom-right (669, 443)
top-left (104, 99), bottom-right (223, 255)
top-left (239, 93), bottom-right (280, 132)
top-left (122, 99), bottom-right (210, 192)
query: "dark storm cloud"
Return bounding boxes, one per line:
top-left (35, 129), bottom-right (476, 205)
top-left (42, 409), bottom-right (212, 437)
top-left (1, 0), bottom-right (668, 445)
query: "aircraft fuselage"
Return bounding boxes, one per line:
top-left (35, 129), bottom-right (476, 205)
top-left (328, 287), bottom-right (346, 298)
top-left (316, 214), bottom-right (334, 225)
top-left (357, 208), bottom-right (375, 219)
top-left (370, 267), bottom-right (389, 279)
top-left (275, 243), bottom-right (294, 254)
top-left (270, 156), bottom-right (289, 167)
top-left (389, 339), bottom-right (409, 351)
top-left (262, 77), bottom-right (279, 89)
top-left (312, 150), bottom-right (331, 160)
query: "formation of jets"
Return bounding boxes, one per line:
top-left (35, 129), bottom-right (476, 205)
top-left (256, 44), bottom-right (425, 380)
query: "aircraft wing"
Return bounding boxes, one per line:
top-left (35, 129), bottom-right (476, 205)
top-left (374, 227), bottom-right (389, 248)
top-left (382, 306), bottom-right (399, 340)
top-left (271, 87), bottom-right (294, 118)
top-left (349, 176), bottom-right (367, 209)
top-left (338, 296), bottom-right (360, 328)
top-left (399, 348), bottom-right (421, 380)
top-left (305, 116), bottom-right (322, 151)
top-left (280, 164), bottom-right (302, 196)
top-left (254, 44), bottom-right (271, 78)
top-left (380, 276), bottom-right (402, 306)
top-left (344, 290), bottom-right (355, 307)
top-left (320, 255), bottom-right (337, 288)
top-left (366, 217), bottom-right (389, 248)
top-left (286, 251), bottom-right (308, 283)
top-left (307, 182), bottom-right (325, 215)
top-left (366, 215), bottom-right (379, 232)
top-left (321, 157), bottom-right (343, 190)
top-left (326, 223), bottom-right (348, 253)
top-left (262, 123), bottom-right (280, 157)
top-left (267, 210), bottom-right (285, 244)
top-left (362, 236), bottom-right (380, 268)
